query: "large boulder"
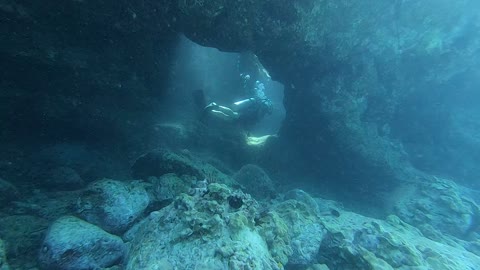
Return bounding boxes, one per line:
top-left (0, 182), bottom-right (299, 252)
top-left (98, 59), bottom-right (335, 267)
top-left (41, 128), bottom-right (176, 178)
top-left (125, 183), bottom-right (279, 270)
top-left (318, 213), bottom-right (480, 269)
top-left (38, 216), bottom-right (126, 270)
top-left (75, 179), bottom-right (150, 234)
top-left (125, 184), bottom-right (329, 269)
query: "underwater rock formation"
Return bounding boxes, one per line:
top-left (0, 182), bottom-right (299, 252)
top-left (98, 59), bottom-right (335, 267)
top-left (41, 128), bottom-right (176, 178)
top-left (318, 213), bottom-right (480, 269)
top-left (125, 184), bottom-right (329, 269)
top-left (174, 0), bottom-right (480, 188)
top-left (125, 183), bottom-right (279, 269)
top-left (1, 0), bottom-right (478, 191)
top-left (75, 179), bottom-right (150, 234)
top-left (1, 166), bottom-right (479, 269)
top-left (123, 184), bottom-right (480, 269)
top-left (271, 199), bottom-right (325, 266)
top-left (394, 177), bottom-right (480, 240)
top-left (38, 216), bottom-right (126, 270)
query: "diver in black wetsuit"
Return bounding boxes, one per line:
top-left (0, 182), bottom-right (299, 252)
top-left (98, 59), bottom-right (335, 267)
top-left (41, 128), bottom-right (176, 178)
top-left (202, 73), bottom-right (273, 129)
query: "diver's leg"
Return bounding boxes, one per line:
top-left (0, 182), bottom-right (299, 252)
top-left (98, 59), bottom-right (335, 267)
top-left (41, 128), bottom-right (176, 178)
top-left (204, 102), bottom-right (218, 111)
top-left (210, 109), bottom-right (234, 121)
top-left (217, 105), bottom-right (239, 119)
top-left (204, 103), bottom-right (239, 121)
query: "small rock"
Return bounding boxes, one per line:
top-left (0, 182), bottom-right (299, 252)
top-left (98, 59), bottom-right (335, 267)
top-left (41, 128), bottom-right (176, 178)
top-left (76, 179), bottom-right (150, 234)
top-left (148, 174), bottom-right (190, 202)
top-left (38, 216), bottom-right (126, 270)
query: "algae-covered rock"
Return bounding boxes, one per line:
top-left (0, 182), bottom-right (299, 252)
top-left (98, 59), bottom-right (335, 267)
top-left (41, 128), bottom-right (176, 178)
top-left (147, 173), bottom-right (191, 202)
top-left (272, 196), bottom-right (324, 266)
top-left (125, 183), bottom-right (281, 270)
top-left (394, 177), bottom-right (479, 239)
top-left (318, 211), bottom-right (480, 269)
top-left (38, 216), bottom-right (126, 270)
top-left (76, 179), bottom-right (150, 234)
top-left (256, 211), bottom-right (292, 266)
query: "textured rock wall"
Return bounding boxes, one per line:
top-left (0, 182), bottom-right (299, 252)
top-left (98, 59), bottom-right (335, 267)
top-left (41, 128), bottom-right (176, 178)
top-left (175, 0), bottom-right (480, 186)
top-left (1, 0), bottom-right (176, 147)
top-left (1, 0), bottom-right (479, 188)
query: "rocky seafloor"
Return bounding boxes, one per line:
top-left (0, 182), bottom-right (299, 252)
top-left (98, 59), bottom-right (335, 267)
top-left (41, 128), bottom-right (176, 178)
top-left (0, 138), bottom-right (479, 270)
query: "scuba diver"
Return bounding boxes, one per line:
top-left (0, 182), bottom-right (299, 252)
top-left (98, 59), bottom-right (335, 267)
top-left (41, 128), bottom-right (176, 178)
top-left (202, 73), bottom-right (273, 130)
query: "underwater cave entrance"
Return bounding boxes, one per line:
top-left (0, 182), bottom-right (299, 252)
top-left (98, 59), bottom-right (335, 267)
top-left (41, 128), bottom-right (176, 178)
top-left (170, 35), bottom-right (285, 136)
